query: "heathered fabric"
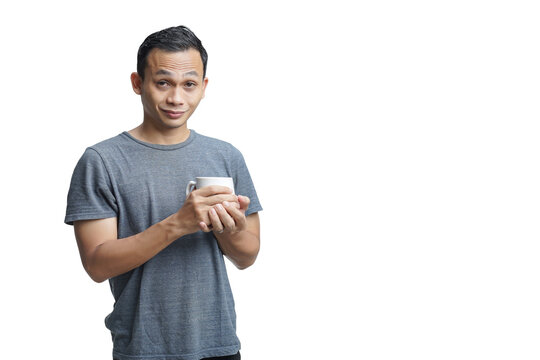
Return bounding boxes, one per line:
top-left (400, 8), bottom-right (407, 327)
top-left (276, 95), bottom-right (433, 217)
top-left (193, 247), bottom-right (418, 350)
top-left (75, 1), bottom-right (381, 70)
top-left (65, 130), bottom-right (262, 360)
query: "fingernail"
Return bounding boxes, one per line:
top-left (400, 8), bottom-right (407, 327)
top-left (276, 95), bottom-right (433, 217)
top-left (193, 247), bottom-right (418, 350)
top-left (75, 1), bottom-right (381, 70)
top-left (210, 208), bottom-right (216, 215)
top-left (223, 201), bottom-right (230, 207)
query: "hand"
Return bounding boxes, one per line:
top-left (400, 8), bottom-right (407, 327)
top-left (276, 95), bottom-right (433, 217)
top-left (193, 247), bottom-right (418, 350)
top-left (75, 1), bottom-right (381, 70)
top-left (200, 195), bottom-right (251, 234)
top-left (175, 186), bottom-right (239, 235)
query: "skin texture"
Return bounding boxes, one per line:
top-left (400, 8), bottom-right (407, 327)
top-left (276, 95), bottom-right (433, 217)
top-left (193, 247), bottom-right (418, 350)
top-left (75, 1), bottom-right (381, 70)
top-left (74, 49), bottom-right (260, 283)
top-left (129, 49), bottom-right (207, 144)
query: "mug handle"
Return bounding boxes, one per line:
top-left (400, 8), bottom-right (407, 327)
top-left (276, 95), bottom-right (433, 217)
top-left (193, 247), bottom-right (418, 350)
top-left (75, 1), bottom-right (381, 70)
top-left (186, 180), bottom-right (197, 196)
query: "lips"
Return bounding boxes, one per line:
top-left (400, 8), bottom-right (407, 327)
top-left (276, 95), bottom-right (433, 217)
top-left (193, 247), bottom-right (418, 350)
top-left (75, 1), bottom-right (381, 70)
top-left (162, 109), bottom-right (186, 119)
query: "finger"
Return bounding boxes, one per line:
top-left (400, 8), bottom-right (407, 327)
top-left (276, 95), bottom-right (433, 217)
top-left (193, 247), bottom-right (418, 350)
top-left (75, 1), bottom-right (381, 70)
top-left (215, 203), bottom-right (236, 231)
top-left (199, 221), bottom-right (212, 233)
top-left (204, 193), bottom-right (239, 208)
top-left (195, 185), bottom-right (233, 197)
top-left (237, 195), bottom-right (251, 211)
top-left (209, 193), bottom-right (238, 204)
top-left (222, 201), bottom-right (246, 229)
top-left (209, 208), bottom-right (225, 234)
top-left (191, 190), bottom-right (237, 206)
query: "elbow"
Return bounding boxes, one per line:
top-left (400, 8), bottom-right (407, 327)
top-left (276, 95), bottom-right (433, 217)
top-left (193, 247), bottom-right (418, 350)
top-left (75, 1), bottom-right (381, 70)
top-left (235, 249), bottom-right (259, 270)
top-left (236, 260), bottom-right (254, 270)
top-left (86, 269), bottom-right (107, 283)
top-left (81, 246), bottom-right (110, 283)
top-left (89, 272), bottom-right (108, 284)
top-left (84, 261), bottom-right (108, 283)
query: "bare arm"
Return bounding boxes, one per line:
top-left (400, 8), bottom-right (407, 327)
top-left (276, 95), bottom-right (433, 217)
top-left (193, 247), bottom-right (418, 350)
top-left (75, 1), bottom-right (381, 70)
top-left (75, 215), bottom-right (183, 283)
top-left (200, 196), bottom-right (261, 269)
top-left (74, 186), bottom-right (238, 283)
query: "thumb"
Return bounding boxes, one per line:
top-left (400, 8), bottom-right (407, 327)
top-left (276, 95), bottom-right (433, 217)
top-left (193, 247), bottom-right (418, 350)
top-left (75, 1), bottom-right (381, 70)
top-left (238, 195), bottom-right (250, 211)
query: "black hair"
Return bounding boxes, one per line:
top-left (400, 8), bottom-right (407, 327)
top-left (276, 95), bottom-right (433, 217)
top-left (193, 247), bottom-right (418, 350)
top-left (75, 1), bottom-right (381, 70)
top-left (137, 25), bottom-right (208, 80)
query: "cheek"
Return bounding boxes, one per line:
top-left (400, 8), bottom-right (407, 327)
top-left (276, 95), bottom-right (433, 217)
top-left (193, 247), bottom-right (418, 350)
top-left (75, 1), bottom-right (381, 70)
top-left (141, 94), bottom-right (161, 113)
top-left (187, 91), bottom-right (204, 104)
top-left (146, 92), bottom-right (164, 107)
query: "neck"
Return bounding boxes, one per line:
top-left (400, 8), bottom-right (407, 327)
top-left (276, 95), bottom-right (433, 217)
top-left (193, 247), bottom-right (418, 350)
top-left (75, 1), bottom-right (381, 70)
top-left (128, 122), bottom-right (191, 145)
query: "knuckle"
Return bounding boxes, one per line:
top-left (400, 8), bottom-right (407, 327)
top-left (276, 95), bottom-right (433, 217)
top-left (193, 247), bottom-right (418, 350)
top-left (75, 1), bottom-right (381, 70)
top-left (225, 221), bottom-right (235, 230)
top-left (195, 209), bottom-right (206, 221)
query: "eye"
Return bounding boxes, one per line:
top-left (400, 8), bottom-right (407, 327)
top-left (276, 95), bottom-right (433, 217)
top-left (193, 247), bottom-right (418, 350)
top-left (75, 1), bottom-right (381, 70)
top-left (185, 81), bottom-right (197, 88)
top-left (156, 80), bottom-right (170, 88)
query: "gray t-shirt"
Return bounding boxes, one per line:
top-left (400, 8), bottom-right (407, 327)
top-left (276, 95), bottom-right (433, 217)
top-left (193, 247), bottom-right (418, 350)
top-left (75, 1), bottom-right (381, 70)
top-left (65, 130), bottom-right (262, 360)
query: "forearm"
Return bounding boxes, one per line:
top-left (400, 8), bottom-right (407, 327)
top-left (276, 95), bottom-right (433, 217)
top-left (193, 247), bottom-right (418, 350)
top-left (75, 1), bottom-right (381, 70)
top-left (86, 215), bottom-right (186, 282)
top-left (77, 187), bottom-right (239, 283)
top-left (214, 229), bottom-right (260, 270)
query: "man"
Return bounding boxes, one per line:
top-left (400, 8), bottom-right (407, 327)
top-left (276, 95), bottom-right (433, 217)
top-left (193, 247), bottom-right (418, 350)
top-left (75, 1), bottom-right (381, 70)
top-left (65, 26), bottom-right (262, 360)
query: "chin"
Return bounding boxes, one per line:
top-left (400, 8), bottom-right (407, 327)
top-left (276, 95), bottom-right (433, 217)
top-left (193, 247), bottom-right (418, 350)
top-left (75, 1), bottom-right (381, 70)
top-left (161, 119), bottom-right (188, 129)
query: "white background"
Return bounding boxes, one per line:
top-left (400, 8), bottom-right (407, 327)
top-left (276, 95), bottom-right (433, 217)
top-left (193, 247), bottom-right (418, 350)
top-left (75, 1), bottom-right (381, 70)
top-left (1, 1), bottom-right (539, 359)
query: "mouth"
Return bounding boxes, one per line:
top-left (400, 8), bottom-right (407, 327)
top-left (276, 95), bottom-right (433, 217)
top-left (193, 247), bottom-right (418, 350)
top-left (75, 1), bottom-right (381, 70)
top-left (161, 109), bottom-right (187, 119)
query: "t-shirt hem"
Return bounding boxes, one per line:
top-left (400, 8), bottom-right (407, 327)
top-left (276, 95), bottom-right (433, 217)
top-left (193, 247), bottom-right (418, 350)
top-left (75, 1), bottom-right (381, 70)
top-left (64, 212), bottom-right (117, 225)
top-left (112, 344), bottom-right (240, 360)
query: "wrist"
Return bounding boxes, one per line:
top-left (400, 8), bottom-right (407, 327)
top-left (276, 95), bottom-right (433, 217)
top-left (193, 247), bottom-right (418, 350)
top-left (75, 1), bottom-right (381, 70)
top-left (162, 212), bottom-right (190, 241)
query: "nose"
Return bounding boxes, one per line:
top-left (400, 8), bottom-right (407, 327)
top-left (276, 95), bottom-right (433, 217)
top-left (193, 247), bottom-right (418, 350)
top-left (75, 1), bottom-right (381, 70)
top-left (167, 87), bottom-right (185, 105)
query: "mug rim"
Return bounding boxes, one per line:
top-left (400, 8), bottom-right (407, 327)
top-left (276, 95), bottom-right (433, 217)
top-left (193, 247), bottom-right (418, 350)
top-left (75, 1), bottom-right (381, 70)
top-left (196, 176), bottom-right (233, 180)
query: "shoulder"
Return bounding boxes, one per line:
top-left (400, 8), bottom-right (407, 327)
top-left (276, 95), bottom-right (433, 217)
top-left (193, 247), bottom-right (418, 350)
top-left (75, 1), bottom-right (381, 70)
top-left (75, 133), bottom-right (133, 165)
top-left (192, 131), bottom-right (243, 157)
top-left (87, 133), bottom-right (129, 155)
top-left (72, 133), bottom-right (129, 171)
top-left (193, 131), bottom-right (234, 149)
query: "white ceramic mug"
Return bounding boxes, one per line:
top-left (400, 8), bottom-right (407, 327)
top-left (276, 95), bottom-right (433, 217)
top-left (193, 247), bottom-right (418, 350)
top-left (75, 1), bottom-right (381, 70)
top-left (186, 177), bottom-right (235, 196)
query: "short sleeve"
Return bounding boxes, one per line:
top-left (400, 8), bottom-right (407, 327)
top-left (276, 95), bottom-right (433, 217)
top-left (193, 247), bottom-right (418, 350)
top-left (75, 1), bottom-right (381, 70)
top-left (229, 146), bottom-right (263, 216)
top-left (64, 148), bottom-right (118, 225)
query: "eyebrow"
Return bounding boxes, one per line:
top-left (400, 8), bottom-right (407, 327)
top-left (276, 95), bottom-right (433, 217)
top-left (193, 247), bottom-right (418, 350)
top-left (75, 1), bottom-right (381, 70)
top-left (183, 71), bottom-right (200, 78)
top-left (155, 69), bottom-right (175, 76)
top-left (154, 69), bottom-right (200, 78)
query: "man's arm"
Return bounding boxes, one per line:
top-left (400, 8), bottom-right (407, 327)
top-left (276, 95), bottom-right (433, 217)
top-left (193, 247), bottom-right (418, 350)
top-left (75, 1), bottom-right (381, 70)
top-left (74, 186), bottom-right (238, 283)
top-left (200, 195), bottom-right (261, 270)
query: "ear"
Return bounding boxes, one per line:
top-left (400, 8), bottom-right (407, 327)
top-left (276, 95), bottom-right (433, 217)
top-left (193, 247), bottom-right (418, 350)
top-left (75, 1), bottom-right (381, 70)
top-left (201, 77), bottom-right (209, 99)
top-left (131, 72), bottom-right (143, 95)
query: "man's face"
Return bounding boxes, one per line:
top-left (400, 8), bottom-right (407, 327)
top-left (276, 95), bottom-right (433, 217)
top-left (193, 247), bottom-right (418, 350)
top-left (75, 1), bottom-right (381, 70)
top-left (132, 48), bottom-right (208, 131)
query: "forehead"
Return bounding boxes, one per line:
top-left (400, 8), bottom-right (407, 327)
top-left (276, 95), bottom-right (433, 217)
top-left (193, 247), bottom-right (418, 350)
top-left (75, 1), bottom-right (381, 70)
top-left (145, 48), bottom-right (203, 77)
